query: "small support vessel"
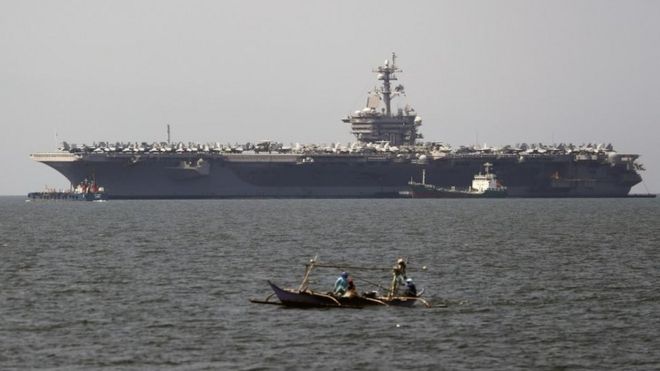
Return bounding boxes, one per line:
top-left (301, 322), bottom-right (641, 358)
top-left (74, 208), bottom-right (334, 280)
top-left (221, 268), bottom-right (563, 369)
top-left (408, 162), bottom-right (508, 198)
top-left (27, 179), bottom-right (107, 201)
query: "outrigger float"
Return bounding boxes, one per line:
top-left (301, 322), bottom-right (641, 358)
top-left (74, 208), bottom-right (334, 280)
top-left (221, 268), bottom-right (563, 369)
top-left (251, 258), bottom-right (431, 309)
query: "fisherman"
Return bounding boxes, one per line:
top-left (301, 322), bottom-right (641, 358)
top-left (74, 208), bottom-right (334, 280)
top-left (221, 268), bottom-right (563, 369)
top-left (334, 272), bottom-right (349, 296)
top-left (403, 278), bottom-right (417, 297)
top-left (344, 277), bottom-right (358, 298)
top-left (389, 258), bottom-right (407, 297)
top-left (396, 258), bottom-right (407, 277)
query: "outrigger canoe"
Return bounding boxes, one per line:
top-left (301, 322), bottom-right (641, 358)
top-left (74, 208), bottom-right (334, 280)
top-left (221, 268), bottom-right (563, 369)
top-left (250, 258), bottom-right (431, 308)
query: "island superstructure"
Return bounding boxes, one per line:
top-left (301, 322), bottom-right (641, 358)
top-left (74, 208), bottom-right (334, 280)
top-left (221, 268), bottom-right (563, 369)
top-left (342, 53), bottom-right (421, 146)
top-left (31, 54), bottom-right (645, 198)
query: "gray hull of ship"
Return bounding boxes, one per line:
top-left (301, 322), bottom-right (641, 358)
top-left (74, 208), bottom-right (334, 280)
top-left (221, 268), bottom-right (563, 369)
top-left (37, 153), bottom-right (641, 199)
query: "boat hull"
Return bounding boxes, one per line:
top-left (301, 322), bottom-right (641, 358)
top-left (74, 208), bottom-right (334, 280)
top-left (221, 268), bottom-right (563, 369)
top-left (31, 152), bottom-right (641, 199)
top-left (27, 191), bottom-right (107, 201)
top-left (267, 281), bottom-right (417, 308)
top-left (408, 184), bottom-right (508, 198)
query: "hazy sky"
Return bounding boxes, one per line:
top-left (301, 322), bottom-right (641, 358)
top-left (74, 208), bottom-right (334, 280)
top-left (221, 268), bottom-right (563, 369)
top-left (1, 0), bottom-right (658, 194)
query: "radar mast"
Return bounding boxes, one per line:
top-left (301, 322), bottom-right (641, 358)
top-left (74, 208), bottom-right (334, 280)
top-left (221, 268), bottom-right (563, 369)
top-left (374, 52), bottom-right (401, 116)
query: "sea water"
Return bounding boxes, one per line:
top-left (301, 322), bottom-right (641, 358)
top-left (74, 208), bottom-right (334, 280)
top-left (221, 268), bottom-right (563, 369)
top-left (1, 197), bottom-right (659, 370)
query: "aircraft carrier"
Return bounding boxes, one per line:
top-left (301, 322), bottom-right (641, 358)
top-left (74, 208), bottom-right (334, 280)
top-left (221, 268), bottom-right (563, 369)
top-left (31, 54), bottom-right (645, 198)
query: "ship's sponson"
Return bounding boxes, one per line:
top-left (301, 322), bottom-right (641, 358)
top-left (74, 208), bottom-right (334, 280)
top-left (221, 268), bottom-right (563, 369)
top-left (30, 148), bottom-right (643, 199)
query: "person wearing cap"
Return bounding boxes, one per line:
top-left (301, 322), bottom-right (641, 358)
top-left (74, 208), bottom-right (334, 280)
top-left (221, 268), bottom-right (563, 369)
top-left (403, 278), bottom-right (417, 297)
top-left (334, 271), bottom-right (349, 295)
top-left (396, 258), bottom-right (407, 277)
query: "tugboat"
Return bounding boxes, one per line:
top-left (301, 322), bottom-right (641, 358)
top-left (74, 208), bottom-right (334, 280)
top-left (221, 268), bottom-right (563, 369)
top-left (408, 163), bottom-right (508, 198)
top-left (27, 178), bottom-right (107, 201)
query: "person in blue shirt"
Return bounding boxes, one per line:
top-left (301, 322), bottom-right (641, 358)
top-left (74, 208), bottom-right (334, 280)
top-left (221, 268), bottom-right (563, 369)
top-left (334, 272), bottom-right (349, 295)
top-left (403, 278), bottom-right (417, 297)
